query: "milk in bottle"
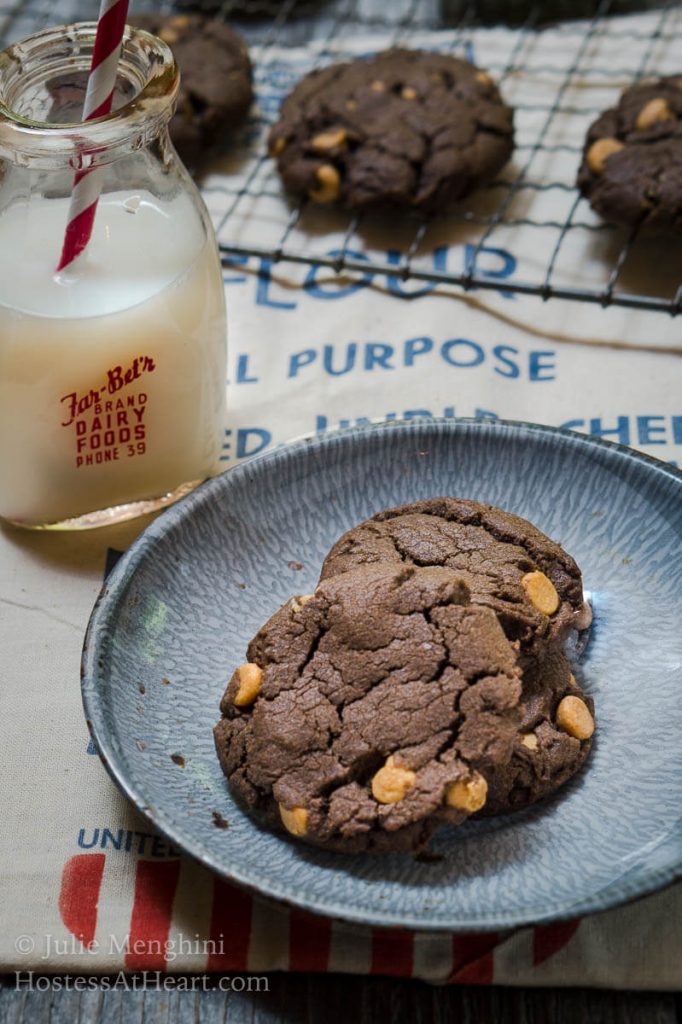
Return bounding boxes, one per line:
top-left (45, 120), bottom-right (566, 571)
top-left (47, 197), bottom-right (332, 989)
top-left (0, 190), bottom-right (226, 526)
top-left (0, 22), bottom-right (227, 527)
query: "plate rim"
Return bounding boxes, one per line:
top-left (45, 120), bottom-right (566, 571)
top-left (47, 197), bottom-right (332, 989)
top-left (81, 417), bottom-right (682, 931)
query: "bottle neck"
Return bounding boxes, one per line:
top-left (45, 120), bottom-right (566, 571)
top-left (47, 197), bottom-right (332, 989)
top-left (0, 23), bottom-right (178, 169)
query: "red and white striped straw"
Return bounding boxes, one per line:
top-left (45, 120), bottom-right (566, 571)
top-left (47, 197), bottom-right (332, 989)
top-left (56, 0), bottom-right (130, 272)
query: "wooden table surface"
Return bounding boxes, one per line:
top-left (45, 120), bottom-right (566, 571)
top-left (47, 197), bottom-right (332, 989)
top-left (1, 975), bottom-right (680, 1023)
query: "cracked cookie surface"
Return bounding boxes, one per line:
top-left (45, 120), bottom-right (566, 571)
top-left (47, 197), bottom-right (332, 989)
top-left (320, 497), bottom-right (590, 664)
top-left (577, 75), bottom-right (682, 233)
top-left (268, 49), bottom-right (514, 212)
top-left (483, 648), bottom-right (594, 815)
top-left (318, 499), bottom-right (595, 820)
top-left (214, 562), bottom-right (523, 853)
top-left (131, 14), bottom-right (253, 164)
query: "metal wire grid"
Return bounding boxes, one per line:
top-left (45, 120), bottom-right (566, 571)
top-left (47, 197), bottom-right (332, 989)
top-left (1, 0), bottom-right (680, 314)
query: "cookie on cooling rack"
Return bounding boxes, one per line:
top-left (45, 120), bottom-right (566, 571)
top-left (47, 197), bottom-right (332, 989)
top-left (132, 14), bottom-right (253, 164)
top-left (267, 48), bottom-right (514, 211)
top-left (577, 75), bottom-right (682, 233)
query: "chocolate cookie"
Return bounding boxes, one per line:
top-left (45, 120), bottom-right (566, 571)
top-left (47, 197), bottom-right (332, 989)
top-left (483, 650), bottom-right (595, 816)
top-left (320, 498), bottom-right (591, 664)
top-left (132, 14), bottom-right (253, 164)
top-left (268, 49), bottom-right (514, 211)
top-left (214, 563), bottom-right (524, 853)
top-left (319, 499), bottom-right (595, 819)
top-left (577, 75), bottom-right (682, 232)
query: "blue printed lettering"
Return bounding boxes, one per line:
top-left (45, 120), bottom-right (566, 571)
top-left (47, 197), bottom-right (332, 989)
top-left (637, 415), bottom-right (666, 445)
top-left (256, 258), bottom-right (296, 310)
top-left (222, 254), bottom-right (249, 284)
top-left (304, 250), bottom-right (373, 299)
top-left (236, 354), bottom-right (259, 384)
top-left (493, 345), bottom-right (521, 379)
top-left (78, 828), bottom-right (100, 849)
top-left (152, 836), bottom-right (170, 857)
top-left (589, 417), bottom-right (631, 446)
top-left (288, 350), bottom-right (317, 378)
top-left (673, 417), bottom-right (682, 444)
top-left (323, 343), bottom-right (357, 376)
top-left (101, 828), bottom-right (123, 851)
top-left (364, 343), bottom-right (395, 371)
top-left (386, 246), bottom-right (448, 298)
top-left (236, 428), bottom-right (271, 458)
top-left (442, 338), bottom-right (485, 368)
top-left (464, 244), bottom-right (517, 298)
top-left (529, 351), bottom-right (556, 382)
top-left (404, 336), bottom-right (434, 366)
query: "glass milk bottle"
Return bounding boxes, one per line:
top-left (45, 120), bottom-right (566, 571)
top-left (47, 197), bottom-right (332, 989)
top-left (0, 23), bottom-right (227, 528)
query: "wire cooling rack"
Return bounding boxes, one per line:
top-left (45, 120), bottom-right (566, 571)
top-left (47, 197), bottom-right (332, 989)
top-left (1, 0), bottom-right (681, 314)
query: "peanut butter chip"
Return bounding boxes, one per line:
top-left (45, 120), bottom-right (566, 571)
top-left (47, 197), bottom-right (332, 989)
top-left (345, 99), bottom-right (358, 111)
top-left (291, 593), bottom-right (315, 612)
top-left (370, 80), bottom-right (386, 92)
top-left (521, 733), bottom-right (539, 751)
top-left (521, 571), bottom-right (560, 615)
top-left (401, 86), bottom-right (417, 100)
top-left (636, 97), bottom-right (674, 130)
top-left (556, 696), bottom-right (595, 740)
top-left (311, 128), bottom-right (347, 152)
top-left (446, 773), bottom-right (488, 813)
top-left (233, 663), bottom-right (263, 707)
top-left (586, 137), bottom-right (625, 174)
top-left (270, 136), bottom-right (287, 156)
top-left (309, 163), bottom-right (340, 203)
top-left (279, 805), bottom-right (308, 837)
top-left (371, 756), bottom-right (416, 804)
top-left (475, 70), bottom-right (493, 87)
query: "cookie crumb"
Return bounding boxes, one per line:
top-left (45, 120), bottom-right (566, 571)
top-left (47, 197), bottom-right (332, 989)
top-left (212, 810), bottom-right (230, 829)
top-left (170, 753), bottom-right (186, 767)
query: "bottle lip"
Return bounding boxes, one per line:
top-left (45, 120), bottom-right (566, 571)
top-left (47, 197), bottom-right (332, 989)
top-left (0, 22), bottom-right (179, 166)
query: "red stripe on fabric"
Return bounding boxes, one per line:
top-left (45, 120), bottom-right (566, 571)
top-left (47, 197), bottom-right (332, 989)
top-left (88, 0), bottom-right (130, 81)
top-left (124, 859), bottom-right (181, 970)
top-left (58, 853), bottom-right (106, 947)
top-left (288, 910), bottom-right (332, 973)
top-left (533, 919), bottom-right (581, 966)
top-left (371, 929), bottom-right (414, 977)
top-left (56, 201), bottom-right (97, 271)
top-left (206, 878), bottom-right (253, 971)
top-left (449, 933), bottom-right (500, 984)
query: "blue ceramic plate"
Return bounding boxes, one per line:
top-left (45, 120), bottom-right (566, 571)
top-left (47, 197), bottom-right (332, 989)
top-left (82, 419), bottom-right (682, 931)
